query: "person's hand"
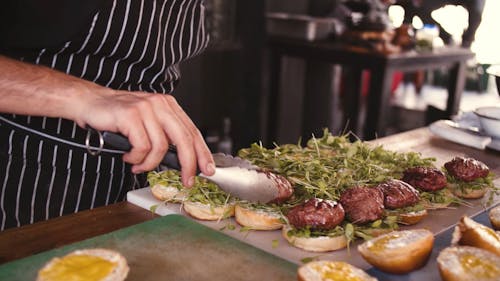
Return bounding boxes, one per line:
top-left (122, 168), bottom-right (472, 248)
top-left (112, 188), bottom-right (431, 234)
top-left (75, 89), bottom-right (215, 187)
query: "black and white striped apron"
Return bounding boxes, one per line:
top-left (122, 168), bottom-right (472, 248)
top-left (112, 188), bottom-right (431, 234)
top-left (0, 0), bottom-right (209, 231)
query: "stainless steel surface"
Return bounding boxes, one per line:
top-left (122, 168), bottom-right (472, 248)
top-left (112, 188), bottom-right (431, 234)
top-left (208, 153), bottom-right (280, 203)
top-left (201, 167), bottom-right (279, 203)
top-left (212, 153), bottom-right (257, 170)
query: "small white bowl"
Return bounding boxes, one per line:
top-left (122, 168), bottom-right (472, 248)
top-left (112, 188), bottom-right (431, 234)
top-left (474, 106), bottom-right (500, 139)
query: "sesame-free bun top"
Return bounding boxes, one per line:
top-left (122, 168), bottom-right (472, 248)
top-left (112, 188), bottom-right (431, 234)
top-left (298, 261), bottom-right (378, 281)
top-left (358, 229), bottom-right (434, 274)
top-left (451, 215), bottom-right (500, 256)
top-left (489, 205), bottom-right (500, 230)
top-left (437, 246), bottom-right (500, 281)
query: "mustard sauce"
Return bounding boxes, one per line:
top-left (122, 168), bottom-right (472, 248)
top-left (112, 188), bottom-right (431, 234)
top-left (459, 253), bottom-right (500, 279)
top-left (38, 254), bottom-right (116, 281)
top-left (368, 233), bottom-right (402, 253)
top-left (481, 226), bottom-right (500, 243)
top-left (312, 262), bottom-right (365, 281)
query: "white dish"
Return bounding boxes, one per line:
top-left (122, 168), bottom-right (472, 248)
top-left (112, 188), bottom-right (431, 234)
top-left (474, 106), bottom-right (500, 139)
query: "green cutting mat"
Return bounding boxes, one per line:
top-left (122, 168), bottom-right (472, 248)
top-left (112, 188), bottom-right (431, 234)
top-left (0, 214), bottom-right (297, 281)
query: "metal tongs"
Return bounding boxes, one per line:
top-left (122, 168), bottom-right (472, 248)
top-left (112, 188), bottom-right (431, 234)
top-left (102, 132), bottom-right (289, 203)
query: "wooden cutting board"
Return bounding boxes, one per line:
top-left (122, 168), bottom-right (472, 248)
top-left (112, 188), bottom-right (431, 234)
top-left (0, 214), bottom-right (297, 281)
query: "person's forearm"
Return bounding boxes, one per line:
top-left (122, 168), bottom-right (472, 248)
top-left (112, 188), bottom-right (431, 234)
top-left (0, 55), bottom-right (110, 122)
top-left (0, 54), bottom-right (215, 184)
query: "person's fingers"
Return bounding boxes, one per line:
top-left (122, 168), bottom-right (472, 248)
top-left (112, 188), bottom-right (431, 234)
top-left (154, 95), bottom-right (198, 186)
top-left (129, 110), bottom-right (169, 174)
top-left (120, 114), bottom-right (151, 166)
top-left (164, 95), bottom-right (215, 176)
top-left (82, 91), bottom-right (208, 182)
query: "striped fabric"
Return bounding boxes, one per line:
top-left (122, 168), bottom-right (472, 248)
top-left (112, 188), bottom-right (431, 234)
top-left (0, 0), bottom-right (209, 230)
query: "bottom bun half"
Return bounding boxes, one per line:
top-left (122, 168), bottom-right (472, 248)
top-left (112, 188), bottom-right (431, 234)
top-left (151, 184), bottom-right (187, 202)
top-left (234, 204), bottom-right (283, 230)
top-left (398, 209), bottom-right (428, 225)
top-left (183, 201), bottom-right (235, 221)
top-left (282, 226), bottom-right (347, 252)
top-left (451, 186), bottom-right (487, 199)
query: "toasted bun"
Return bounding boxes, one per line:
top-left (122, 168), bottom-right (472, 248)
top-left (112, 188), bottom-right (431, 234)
top-left (297, 261), bottom-right (378, 281)
top-left (183, 201), bottom-right (235, 221)
top-left (437, 246), bottom-right (500, 281)
top-left (361, 227), bottom-right (395, 238)
top-left (489, 205), bottom-right (500, 230)
top-left (451, 215), bottom-right (500, 256)
top-left (281, 226), bottom-right (347, 252)
top-left (234, 205), bottom-right (283, 230)
top-left (358, 229), bottom-right (434, 274)
top-left (398, 209), bottom-right (428, 225)
top-left (421, 189), bottom-right (455, 210)
top-left (421, 201), bottom-right (452, 210)
top-left (450, 185), bottom-right (487, 199)
top-left (151, 184), bottom-right (187, 201)
top-left (37, 248), bottom-right (129, 281)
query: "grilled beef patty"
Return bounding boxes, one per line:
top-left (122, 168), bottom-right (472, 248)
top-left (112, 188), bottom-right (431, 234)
top-left (444, 157), bottom-right (489, 182)
top-left (286, 198), bottom-right (345, 230)
top-left (402, 166), bottom-right (447, 191)
top-left (377, 179), bottom-right (420, 209)
top-left (340, 186), bottom-right (384, 224)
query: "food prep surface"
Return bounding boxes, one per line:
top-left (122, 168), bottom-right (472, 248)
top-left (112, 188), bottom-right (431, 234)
top-left (0, 215), bottom-right (297, 281)
top-left (128, 128), bottom-right (500, 272)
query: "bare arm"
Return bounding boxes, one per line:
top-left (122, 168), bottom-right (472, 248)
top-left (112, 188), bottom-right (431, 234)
top-left (0, 55), bottom-right (215, 186)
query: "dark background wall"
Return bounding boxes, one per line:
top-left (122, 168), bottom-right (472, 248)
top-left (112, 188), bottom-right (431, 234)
top-left (174, 0), bottom-right (338, 151)
top-left (175, 0), bottom-right (266, 153)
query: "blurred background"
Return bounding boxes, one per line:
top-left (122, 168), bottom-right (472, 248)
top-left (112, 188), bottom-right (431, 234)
top-left (174, 0), bottom-right (500, 152)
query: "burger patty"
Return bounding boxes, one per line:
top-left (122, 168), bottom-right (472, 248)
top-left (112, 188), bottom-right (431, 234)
top-left (444, 157), bottom-right (490, 182)
top-left (402, 167), bottom-right (447, 191)
top-left (377, 179), bottom-right (420, 209)
top-left (340, 186), bottom-right (384, 224)
top-left (286, 198), bottom-right (345, 230)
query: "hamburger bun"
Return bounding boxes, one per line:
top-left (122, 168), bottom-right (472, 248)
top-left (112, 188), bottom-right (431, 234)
top-left (151, 184), bottom-right (187, 201)
top-left (420, 188), bottom-right (457, 210)
top-left (234, 204), bottom-right (283, 230)
top-left (398, 209), bottom-right (428, 225)
top-left (489, 205), bottom-right (500, 230)
top-left (297, 261), bottom-right (378, 281)
top-left (281, 226), bottom-right (347, 252)
top-left (451, 215), bottom-right (500, 256)
top-left (361, 227), bottom-right (395, 238)
top-left (37, 248), bottom-right (129, 281)
top-left (437, 246), bottom-right (500, 281)
top-left (450, 185), bottom-right (487, 199)
top-left (358, 229), bottom-right (434, 274)
top-left (183, 201), bottom-right (235, 221)
top-left (421, 201), bottom-right (452, 210)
